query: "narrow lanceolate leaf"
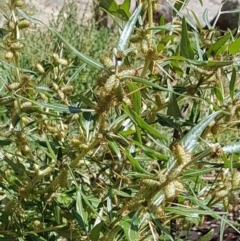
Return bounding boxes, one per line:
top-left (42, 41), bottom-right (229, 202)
top-left (214, 82), bottom-right (224, 104)
top-left (108, 140), bottom-right (122, 161)
top-left (203, 9), bottom-right (211, 29)
top-left (117, 3), bottom-right (142, 51)
top-left (75, 188), bottom-right (88, 231)
top-left (128, 76), bottom-right (173, 92)
top-left (180, 17), bottom-right (194, 59)
top-left (41, 103), bottom-right (80, 113)
top-left (0, 138), bottom-right (11, 146)
top-left (229, 67), bottom-right (237, 100)
top-left (185, 59), bottom-right (233, 67)
top-left (124, 105), bottom-right (167, 141)
top-left (50, 28), bottom-right (107, 71)
top-left (100, 0), bottom-right (131, 21)
top-left (180, 111), bottom-right (222, 152)
top-left (119, 213), bottom-right (139, 241)
top-left (72, 209), bottom-right (87, 232)
top-left (222, 142), bottom-right (240, 154)
top-left (66, 63), bottom-right (86, 84)
top-left (229, 37), bottom-right (240, 54)
top-left (167, 79), bottom-right (182, 118)
top-left (17, 96), bottom-right (94, 113)
top-left (141, 145), bottom-right (168, 162)
top-left (127, 82), bottom-right (141, 115)
top-left (25, 233), bottom-right (47, 241)
top-left (206, 60), bottom-right (233, 67)
top-left (196, 229), bottom-right (214, 241)
top-left (207, 33), bottom-right (231, 57)
top-left (119, 0), bottom-right (132, 19)
top-left (125, 149), bottom-right (150, 174)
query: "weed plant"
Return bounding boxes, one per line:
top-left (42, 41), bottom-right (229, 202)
top-left (0, 0), bottom-right (240, 240)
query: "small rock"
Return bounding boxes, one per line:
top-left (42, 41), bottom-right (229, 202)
top-left (210, 0), bottom-right (240, 30)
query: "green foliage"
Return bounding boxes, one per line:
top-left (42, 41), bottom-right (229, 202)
top-left (0, 0), bottom-right (240, 240)
top-left (21, 0), bottom-right (117, 92)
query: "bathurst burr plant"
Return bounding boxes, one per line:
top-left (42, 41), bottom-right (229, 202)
top-left (1, 0), bottom-right (240, 240)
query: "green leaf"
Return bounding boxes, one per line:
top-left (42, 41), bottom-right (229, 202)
top-left (180, 111), bottom-right (222, 152)
top-left (167, 80), bottom-right (182, 118)
top-left (113, 189), bottom-right (132, 198)
top-left (119, 0), bottom-right (131, 19)
top-left (189, 9), bottom-right (203, 31)
top-left (221, 152), bottom-right (231, 169)
top-left (124, 105), bottom-right (167, 141)
top-left (214, 82), bottom-right (224, 103)
top-left (66, 63), bottom-right (86, 84)
top-left (108, 140), bottom-right (122, 161)
top-left (171, 60), bottom-right (184, 76)
top-left (161, 35), bottom-right (178, 45)
top-left (207, 33), bottom-right (231, 57)
top-left (194, 229), bottom-right (214, 241)
top-left (125, 149), bottom-right (151, 174)
top-left (3, 155), bottom-right (26, 177)
top-left (127, 82), bottom-right (142, 143)
top-left (75, 188), bottom-right (88, 231)
top-left (0, 138), bottom-right (12, 146)
top-left (180, 17), bottom-right (194, 59)
top-left (165, 206), bottom-right (226, 217)
top-left (183, 167), bottom-right (216, 178)
top-left (89, 221), bottom-right (104, 241)
top-left (100, 0), bottom-right (119, 14)
top-left (78, 92), bottom-right (96, 109)
top-left (207, 60), bottom-right (233, 67)
top-left (52, 225), bottom-right (81, 239)
top-left (157, 43), bottom-right (165, 52)
top-left (119, 212), bottom-right (139, 241)
top-left (50, 28), bottom-right (107, 71)
top-left (151, 214), bottom-right (174, 241)
top-left (229, 37), bottom-right (240, 54)
top-left (141, 145), bottom-right (168, 162)
top-left (202, 9), bottom-right (212, 29)
top-left (18, 96), bottom-right (94, 113)
top-left (25, 233), bottom-right (47, 241)
top-left (119, 129), bottom-right (136, 136)
top-left (188, 101), bottom-right (200, 123)
top-left (117, 3), bottom-right (142, 51)
top-left (100, 0), bottom-right (131, 21)
top-left (158, 15), bottom-right (166, 34)
top-left (127, 82), bottom-right (141, 115)
top-left (185, 59), bottom-right (233, 68)
top-left (73, 209), bottom-right (87, 232)
top-left (129, 76), bottom-right (182, 95)
top-left (156, 114), bottom-right (182, 129)
top-left (107, 188), bottom-right (113, 221)
top-left (229, 67), bottom-right (237, 100)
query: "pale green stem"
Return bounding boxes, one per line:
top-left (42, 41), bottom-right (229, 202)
top-left (140, 58), bottom-right (151, 78)
top-left (71, 138), bottom-right (101, 167)
top-left (147, 0), bottom-right (153, 38)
